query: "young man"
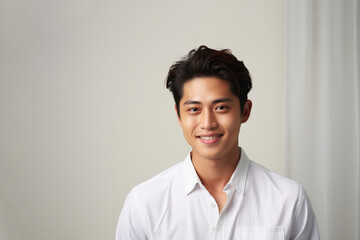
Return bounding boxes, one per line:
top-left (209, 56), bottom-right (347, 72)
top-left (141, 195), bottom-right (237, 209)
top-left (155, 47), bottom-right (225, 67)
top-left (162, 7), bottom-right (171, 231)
top-left (116, 46), bottom-right (320, 239)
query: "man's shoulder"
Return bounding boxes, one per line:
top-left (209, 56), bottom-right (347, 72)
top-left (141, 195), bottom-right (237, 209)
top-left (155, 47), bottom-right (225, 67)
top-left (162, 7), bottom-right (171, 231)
top-left (247, 160), bottom-right (302, 197)
top-left (130, 160), bottom-right (185, 201)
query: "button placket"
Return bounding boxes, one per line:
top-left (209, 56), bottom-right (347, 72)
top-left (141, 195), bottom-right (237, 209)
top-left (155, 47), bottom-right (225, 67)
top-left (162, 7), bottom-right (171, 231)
top-left (208, 199), bottom-right (219, 239)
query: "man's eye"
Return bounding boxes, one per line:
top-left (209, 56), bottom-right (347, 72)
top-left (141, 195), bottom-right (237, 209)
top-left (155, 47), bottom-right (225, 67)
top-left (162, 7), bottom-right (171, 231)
top-left (216, 105), bottom-right (229, 110)
top-left (188, 107), bottom-right (199, 112)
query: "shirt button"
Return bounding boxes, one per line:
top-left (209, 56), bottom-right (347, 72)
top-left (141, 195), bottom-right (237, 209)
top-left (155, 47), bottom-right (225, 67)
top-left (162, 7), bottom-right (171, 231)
top-left (212, 226), bottom-right (216, 232)
top-left (210, 203), bottom-right (217, 208)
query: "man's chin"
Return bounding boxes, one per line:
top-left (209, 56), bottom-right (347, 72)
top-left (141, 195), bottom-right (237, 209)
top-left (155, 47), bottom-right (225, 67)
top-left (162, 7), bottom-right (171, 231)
top-left (191, 149), bottom-right (222, 161)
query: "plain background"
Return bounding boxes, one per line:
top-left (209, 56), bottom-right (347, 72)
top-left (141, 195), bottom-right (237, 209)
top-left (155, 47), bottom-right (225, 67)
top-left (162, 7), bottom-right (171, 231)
top-left (0, 0), bottom-right (285, 239)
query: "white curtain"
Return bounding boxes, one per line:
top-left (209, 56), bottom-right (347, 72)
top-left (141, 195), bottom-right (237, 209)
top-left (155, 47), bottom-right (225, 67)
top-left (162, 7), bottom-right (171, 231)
top-left (285, 1), bottom-right (360, 240)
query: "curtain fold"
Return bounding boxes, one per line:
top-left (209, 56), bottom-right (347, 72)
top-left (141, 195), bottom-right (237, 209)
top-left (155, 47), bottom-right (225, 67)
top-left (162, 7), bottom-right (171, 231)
top-left (285, 1), bottom-right (360, 239)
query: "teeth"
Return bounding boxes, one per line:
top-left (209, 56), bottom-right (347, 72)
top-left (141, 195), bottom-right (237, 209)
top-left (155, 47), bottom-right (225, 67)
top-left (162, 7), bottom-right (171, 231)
top-left (200, 136), bottom-right (219, 140)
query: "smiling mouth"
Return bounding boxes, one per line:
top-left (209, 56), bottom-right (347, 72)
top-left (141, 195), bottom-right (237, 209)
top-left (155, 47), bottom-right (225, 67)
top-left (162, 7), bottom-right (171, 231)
top-left (197, 134), bottom-right (224, 142)
top-left (199, 135), bottom-right (223, 140)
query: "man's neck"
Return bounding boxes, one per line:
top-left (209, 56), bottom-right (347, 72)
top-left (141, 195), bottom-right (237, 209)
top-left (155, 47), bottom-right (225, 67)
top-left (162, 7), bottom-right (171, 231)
top-left (191, 146), bottom-right (241, 213)
top-left (191, 147), bottom-right (241, 191)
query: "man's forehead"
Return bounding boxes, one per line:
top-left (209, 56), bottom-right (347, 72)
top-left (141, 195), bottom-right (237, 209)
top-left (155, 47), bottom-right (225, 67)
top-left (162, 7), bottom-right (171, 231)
top-left (181, 77), bottom-right (235, 101)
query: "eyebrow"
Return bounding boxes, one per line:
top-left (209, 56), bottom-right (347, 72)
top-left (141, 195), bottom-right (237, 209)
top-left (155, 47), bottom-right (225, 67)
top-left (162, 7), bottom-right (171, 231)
top-left (183, 98), bottom-right (233, 105)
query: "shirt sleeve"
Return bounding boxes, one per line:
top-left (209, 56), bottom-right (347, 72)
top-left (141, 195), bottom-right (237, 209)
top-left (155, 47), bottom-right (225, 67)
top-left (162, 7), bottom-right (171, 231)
top-left (291, 186), bottom-right (320, 240)
top-left (115, 189), bottom-right (147, 240)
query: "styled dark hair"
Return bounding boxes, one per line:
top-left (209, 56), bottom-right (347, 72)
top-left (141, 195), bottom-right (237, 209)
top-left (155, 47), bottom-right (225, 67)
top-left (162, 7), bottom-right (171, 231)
top-left (165, 45), bottom-right (252, 117)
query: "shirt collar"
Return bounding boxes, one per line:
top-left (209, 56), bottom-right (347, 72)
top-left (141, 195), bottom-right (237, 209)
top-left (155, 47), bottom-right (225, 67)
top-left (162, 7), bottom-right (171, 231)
top-left (183, 153), bottom-right (202, 195)
top-left (225, 148), bottom-right (250, 196)
top-left (183, 148), bottom-right (250, 196)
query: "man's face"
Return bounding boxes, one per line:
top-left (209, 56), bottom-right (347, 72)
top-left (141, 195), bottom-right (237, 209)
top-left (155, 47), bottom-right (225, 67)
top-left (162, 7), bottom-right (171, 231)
top-left (177, 77), bottom-right (251, 162)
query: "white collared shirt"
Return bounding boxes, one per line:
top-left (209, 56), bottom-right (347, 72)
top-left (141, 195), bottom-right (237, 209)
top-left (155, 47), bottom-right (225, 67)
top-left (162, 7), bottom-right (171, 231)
top-left (116, 149), bottom-right (319, 240)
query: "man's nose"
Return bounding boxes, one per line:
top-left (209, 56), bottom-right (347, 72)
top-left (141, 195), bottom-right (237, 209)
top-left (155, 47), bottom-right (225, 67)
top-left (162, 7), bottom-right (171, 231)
top-left (200, 109), bottom-right (218, 130)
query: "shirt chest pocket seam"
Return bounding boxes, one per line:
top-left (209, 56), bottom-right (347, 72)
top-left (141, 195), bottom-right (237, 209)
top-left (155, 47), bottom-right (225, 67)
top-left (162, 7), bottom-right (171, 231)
top-left (234, 226), bottom-right (285, 240)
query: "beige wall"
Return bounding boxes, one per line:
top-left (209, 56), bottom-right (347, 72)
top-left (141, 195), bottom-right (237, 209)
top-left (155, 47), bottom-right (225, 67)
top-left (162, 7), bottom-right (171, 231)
top-left (0, 0), bottom-right (285, 239)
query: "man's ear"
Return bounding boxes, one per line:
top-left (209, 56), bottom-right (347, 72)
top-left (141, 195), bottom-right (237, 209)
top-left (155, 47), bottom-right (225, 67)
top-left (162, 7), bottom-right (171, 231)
top-left (241, 100), bottom-right (252, 123)
top-left (175, 105), bottom-right (182, 126)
